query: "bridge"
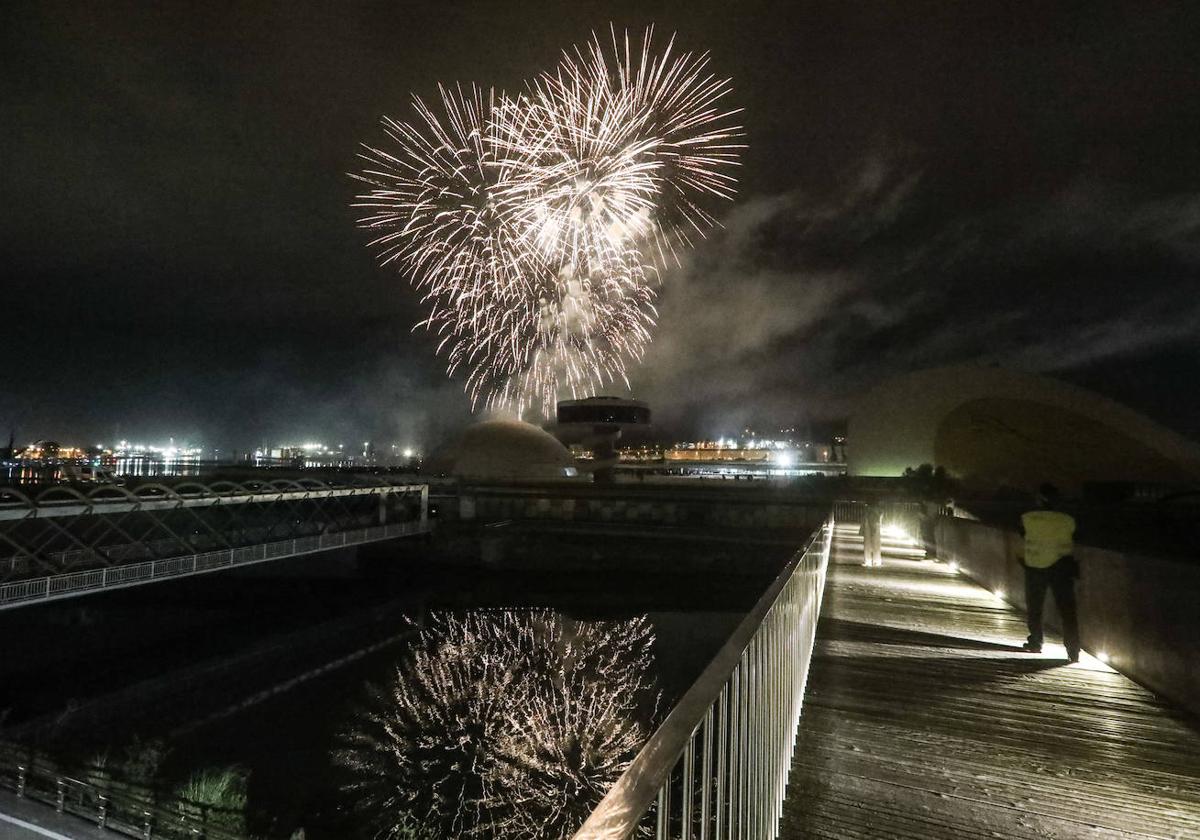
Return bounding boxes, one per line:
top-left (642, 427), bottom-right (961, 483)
top-left (2, 497), bottom-right (1198, 839)
top-left (572, 508), bottom-right (1200, 839)
top-left (0, 479), bottom-right (429, 609)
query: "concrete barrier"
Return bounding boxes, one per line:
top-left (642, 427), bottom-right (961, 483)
top-left (936, 515), bottom-right (1200, 717)
top-left (452, 485), bottom-right (831, 533)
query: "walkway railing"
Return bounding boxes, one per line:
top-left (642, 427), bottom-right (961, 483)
top-left (0, 742), bottom-right (244, 840)
top-left (0, 481), bottom-right (425, 521)
top-left (831, 499), bottom-right (924, 528)
top-left (0, 480), bottom-right (429, 583)
top-left (0, 520), bottom-right (429, 609)
top-left (572, 517), bottom-right (833, 840)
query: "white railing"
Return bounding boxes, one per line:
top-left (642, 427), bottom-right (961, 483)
top-left (0, 742), bottom-right (245, 840)
top-left (0, 482), bottom-right (428, 521)
top-left (572, 517), bottom-right (832, 840)
top-left (0, 520), bottom-right (429, 609)
top-left (832, 499), bottom-right (925, 528)
top-left (831, 499), bottom-right (867, 524)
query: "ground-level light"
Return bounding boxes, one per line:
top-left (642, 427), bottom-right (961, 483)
top-left (881, 523), bottom-right (910, 541)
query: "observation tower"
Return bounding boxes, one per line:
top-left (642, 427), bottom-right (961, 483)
top-left (552, 396), bottom-right (651, 482)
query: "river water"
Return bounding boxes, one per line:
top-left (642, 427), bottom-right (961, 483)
top-left (1, 534), bottom-right (787, 838)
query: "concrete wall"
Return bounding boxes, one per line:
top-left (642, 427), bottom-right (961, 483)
top-left (936, 515), bottom-right (1200, 717)
top-left (455, 488), bottom-right (828, 532)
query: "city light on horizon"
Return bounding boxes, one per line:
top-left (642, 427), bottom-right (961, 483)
top-left (2, 6), bottom-right (1198, 840)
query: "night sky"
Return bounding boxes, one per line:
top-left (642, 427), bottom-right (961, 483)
top-left (4, 1), bottom-right (1199, 449)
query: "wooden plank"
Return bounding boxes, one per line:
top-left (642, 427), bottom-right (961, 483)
top-left (779, 532), bottom-right (1200, 839)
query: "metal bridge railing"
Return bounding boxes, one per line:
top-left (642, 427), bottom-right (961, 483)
top-left (0, 742), bottom-right (244, 840)
top-left (571, 516), bottom-right (833, 840)
top-left (0, 481), bottom-right (424, 521)
top-left (0, 521), bottom-right (428, 609)
top-left (0, 480), bottom-right (430, 583)
top-left (832, 499), bottom-right (925, 527)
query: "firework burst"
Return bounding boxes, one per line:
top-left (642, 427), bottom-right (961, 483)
top-left (353, 84), bottom-right (540, 323)
top-left (335, 610), bottom-right (658, 840)
top-left (509, 26), bottom-right (742, 266)
top-left (353, 27), bottom-right (742, 414)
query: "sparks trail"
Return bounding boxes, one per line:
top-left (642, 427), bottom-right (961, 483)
top-left (353, 26), bottom-right (743, 415)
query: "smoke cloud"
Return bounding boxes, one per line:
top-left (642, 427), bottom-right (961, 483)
top-left (627, 161), bottom-right (1200, 439)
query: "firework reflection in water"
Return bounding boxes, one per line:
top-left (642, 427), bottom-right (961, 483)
top-left (336, 610), bottom-right (658, 839)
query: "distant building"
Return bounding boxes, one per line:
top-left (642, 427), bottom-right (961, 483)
top-left (553, 397), bottom-right (652, 481)
top-left (556, 396), bottom-right (651, 426)
top-left (848, 365), bottom-right (1200, 491)
top-left (665, 446), bottom-right (770, 463)
top-left (618, 444), bottom-right (665, 462)
top-left (430, 419), bottom-right (579, 483)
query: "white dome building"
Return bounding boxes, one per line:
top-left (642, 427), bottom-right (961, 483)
top-left (433, 419), bottom-right (579, 483)
top-left (848, 365), bottom-right (1200, 491)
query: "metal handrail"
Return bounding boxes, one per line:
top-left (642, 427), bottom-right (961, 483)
top-left (0, 742), bottom-right (245, 840)
top-left (0, 520), bottom-right (430, 609)
top-left (572, 516), bottom-right (833, 840)
top-left (0, 482), bottom-right (426, 521)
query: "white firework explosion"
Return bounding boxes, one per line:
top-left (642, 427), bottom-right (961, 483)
top-left (353, 27), bottom-right (742, 414)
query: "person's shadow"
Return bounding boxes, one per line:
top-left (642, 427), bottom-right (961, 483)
top-left (811, 617), bottom-right (1066, 691)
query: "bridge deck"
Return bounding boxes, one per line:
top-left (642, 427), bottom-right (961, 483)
top-left (779, 527), bottom-right (1200, 839)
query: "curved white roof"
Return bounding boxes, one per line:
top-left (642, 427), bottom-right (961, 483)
top-left (848, 365), bottom-right (1200, 488)
top-left (436, 419), bottom-right (576, 482)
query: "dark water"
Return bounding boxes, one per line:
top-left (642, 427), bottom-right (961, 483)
top-left (170, 607), bottom-right (741, 838)
top-left (1, 533), bottom-right (788, 838)
top-left (2, 458), bottom-right (203, 486)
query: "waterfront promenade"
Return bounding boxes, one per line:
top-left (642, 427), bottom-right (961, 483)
top-left (780, 527), bottom-right (1200, 839)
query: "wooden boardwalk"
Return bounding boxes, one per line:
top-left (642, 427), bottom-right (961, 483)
top-left (779, 526), bottom-right (1200, 839)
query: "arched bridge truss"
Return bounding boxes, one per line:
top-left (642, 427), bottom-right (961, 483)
top-left (0, 479), bottom-right (429, 609)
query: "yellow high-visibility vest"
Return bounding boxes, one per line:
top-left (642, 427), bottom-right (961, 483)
top-left (1021, 510), bottom-right (1076, 568)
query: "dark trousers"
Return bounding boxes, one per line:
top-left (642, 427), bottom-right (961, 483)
top-left (1023, 558), bottom-right (1080, 655)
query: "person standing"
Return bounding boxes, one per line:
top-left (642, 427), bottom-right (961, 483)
top-left (1019, 484), bottom-right (1080, 662)
top-left (862, 505), bottom-right (883, 567)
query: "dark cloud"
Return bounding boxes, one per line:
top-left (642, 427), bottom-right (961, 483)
top-left (634, 164), bottom-right (1200, 438)
top-left (2, 1), bottom-right (1199, 446)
